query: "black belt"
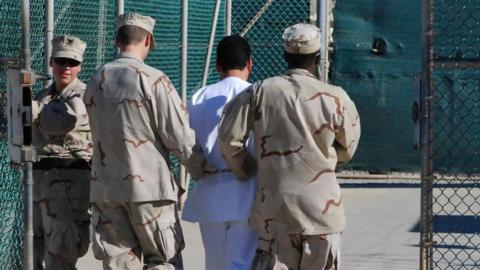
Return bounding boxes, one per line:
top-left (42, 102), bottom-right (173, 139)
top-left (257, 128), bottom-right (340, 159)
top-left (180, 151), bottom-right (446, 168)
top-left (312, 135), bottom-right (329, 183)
top-left (205, 168), bottom-right (232, 175)
top-left (33, 158), bottom-right (90, 170)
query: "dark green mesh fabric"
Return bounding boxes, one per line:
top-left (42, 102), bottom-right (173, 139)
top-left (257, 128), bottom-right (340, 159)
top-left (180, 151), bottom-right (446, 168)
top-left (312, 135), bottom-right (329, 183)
top-left (53, 0), bottom-right (117, 82)
top-left (125, 0), bottom-right (181, 88)
top-left (232, 0), bottom-right (311, 81)
top-left (188, 0), bottom-right (225, 98)
top-left (0, 1), bottom-right (25, 268)
top-left (0, 1), bottom-right (312, 266)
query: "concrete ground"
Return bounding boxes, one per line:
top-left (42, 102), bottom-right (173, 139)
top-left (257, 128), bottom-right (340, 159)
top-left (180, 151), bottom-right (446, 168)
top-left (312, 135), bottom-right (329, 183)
top-left (340, 183), bottom-right (420, 270)
top-left (77, 182), bottom-right (421, 270)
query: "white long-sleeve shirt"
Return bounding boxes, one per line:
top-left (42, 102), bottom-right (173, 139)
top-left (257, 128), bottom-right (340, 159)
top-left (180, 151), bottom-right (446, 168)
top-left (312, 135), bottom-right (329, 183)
top-left (182, 76), bottom-right (257, 223)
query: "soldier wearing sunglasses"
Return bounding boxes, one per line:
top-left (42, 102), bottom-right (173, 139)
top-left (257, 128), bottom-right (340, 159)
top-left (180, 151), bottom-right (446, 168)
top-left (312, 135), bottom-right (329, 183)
top-left (31, 35), bottom-right (92, 270)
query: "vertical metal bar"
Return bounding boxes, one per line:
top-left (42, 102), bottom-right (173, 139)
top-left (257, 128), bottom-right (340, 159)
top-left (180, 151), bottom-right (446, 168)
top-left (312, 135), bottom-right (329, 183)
top-left (310, 0), bottom-right (317, 26)
top-left (201, 0), bottom-right (222, 88)
top-left (420, 0), bottom-right (434, 269)
top-left (96, 0), bottom-right (108, 67)
top-left (116, 0), bottom-right (124, 17)
top-left (21, 0), bottom-right (32, 71)
top-left (181, 0), bottom-right (188, 107)
top-left (23, 162), bottom-right (33, 270)
top-left (179, 0), bottom-right (189, 210)
top-left (44, 0), bottom-right (54, 87)
top-left (317, 0), bottom-right (328, 82)
top-left (116, 0), bottom-right (125, 56)
top-left (20, 0), bottom-right (33, 269)
top-left (226, 0), bottom-right (232, 35)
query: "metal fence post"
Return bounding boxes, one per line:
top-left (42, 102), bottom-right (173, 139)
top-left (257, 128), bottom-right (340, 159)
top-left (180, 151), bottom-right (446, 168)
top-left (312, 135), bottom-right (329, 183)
top-left (201, 0), bottom-right (221, 88)
top-left (116, 0), bottom-right (124, 55)
top-left (420, 0), bottom-right (434, 269)
top-left (179, 0), bottom-right (189, 210)
top-left (317, 0), bottom-right (329, 82)
top-left (20, 0), bottom-right (34, 269)
top-left (22, 162), bottom-right (33, 270)
top-left (44, 0), bottom-right (53, 87)
top-left (226, 0), bottom-right (232, 36)
top-left (21, 1), bottom-right (31, 72)
top-left (116, 0), bottom-right (124, 17)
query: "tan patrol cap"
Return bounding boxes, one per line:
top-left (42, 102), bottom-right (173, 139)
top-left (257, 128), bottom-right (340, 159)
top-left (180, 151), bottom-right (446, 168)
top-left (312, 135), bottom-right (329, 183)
top-left (51, 35), bottom-right (86, 62)
top-left (282, 23), bottom-right (321, 54)
top-left (116, 12), bottom-right (156, 50)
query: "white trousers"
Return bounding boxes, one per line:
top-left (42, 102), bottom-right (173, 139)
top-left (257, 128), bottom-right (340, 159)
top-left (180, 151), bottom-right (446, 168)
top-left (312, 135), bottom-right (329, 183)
top-left (199, 220), bottom-right (258, 270)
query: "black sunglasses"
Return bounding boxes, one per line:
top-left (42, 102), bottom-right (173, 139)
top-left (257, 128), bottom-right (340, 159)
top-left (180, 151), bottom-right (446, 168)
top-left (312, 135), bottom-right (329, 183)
top-left (53, 57), bottom-right (81, 67)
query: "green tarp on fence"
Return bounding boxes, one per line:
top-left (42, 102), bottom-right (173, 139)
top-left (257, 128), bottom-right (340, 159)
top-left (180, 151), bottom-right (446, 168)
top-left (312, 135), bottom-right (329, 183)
top-left (331, 0), bottom-right (422, 171)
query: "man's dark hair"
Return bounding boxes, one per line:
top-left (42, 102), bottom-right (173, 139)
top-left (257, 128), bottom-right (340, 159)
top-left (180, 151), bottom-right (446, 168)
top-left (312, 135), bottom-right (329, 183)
top-left (284, 51), bottom-right (319, 69)
top-left (216, 35), bottom-right (251, 71)
top-left (116, 25), bottom-right (150, 46)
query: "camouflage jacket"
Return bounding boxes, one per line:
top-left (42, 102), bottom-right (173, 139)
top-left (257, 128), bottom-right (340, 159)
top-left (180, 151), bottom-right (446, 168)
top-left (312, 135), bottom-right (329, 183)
top-left (32, 79), bottom-right (92, 161)
top-left (219, 68), bottom-right (361, 236)
top-left (85, 52), bottom-right (210, 203)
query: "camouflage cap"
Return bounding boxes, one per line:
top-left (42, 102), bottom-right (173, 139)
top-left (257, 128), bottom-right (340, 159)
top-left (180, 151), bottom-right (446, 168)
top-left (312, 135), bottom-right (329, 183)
top-left (51, 35), bottom-right (86, 62)
top-left (116, 12), bottom-right (156, 50)
top-left (282, 23), bottom-right (321, 54)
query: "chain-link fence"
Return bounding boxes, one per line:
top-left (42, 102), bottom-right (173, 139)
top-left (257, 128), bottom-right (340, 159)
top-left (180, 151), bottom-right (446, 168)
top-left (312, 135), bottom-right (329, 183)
top-left (232, 0), bottom-right (313, 82)
top-left (1, 0), bottom-right (117, 267)
top-left (0, 0), bottom-right (316, 268)
top-left (421, 0), bottom-right (480, 269)
top-left (1, 1), bottom-right (28, 268)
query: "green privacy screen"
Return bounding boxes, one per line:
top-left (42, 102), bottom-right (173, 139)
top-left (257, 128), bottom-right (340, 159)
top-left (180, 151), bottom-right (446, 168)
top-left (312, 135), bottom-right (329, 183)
top-left (331, 0), bottom-right (422, 171)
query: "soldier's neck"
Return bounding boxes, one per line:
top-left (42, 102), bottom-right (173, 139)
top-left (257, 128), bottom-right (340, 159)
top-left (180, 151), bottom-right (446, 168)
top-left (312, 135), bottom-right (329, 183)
top-left (53, 81), bottom-right (67, 94)
top-left (119, 46), bottom-right (148, 61)
top-left (53, 78), bottom-right (76, 95)
top-left (288, 64), bottom-right (316, 75)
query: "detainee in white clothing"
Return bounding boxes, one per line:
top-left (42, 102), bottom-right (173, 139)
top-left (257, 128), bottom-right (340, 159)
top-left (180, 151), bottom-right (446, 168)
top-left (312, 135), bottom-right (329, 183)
top-left (182, 35), bottom-right (258, 270)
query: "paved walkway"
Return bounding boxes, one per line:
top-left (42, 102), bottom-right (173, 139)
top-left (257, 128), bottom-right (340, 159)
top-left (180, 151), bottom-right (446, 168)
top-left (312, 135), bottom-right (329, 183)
top-left (77, 183), bottom-right (421, 270)
top-left (341, 183), bottom-right (420, 270)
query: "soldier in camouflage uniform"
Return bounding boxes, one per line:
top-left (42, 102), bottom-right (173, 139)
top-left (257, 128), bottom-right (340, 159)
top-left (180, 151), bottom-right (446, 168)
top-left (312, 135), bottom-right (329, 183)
top-left (32, 35), bottom-right (91, 270)
top-left (85, 13), bottom-right (212, 270)
top-left (219, 24), bottom-right (361, 270)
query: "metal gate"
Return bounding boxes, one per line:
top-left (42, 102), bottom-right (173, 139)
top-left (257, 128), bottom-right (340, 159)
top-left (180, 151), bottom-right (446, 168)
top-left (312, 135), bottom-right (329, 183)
top-left (420, 0), bottom-right (480, 269)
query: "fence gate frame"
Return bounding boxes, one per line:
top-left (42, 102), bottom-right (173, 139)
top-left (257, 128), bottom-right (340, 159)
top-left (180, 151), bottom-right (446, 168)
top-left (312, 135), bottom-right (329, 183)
top-left (420, 0), bottom-right (434, 269)
top-left (420, 0), bottom-right (480, 269)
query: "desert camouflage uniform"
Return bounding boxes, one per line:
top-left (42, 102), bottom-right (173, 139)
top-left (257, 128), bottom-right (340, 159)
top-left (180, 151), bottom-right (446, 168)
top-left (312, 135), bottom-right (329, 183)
top-left (85, 51), bottom-right (210, 270)
top-left (219, 68), bottom-right (361, 270)
top-left (32, 78), bottom-right (92, 270)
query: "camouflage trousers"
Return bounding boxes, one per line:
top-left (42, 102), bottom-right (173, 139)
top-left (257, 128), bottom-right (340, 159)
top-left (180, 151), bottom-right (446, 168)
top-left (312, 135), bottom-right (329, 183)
top-left (252, 233), bottom-right (341, 270)
top-left (92, 201), bottom-right (185, 270)
top-left (33, 168), bottom-right (91, 270)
